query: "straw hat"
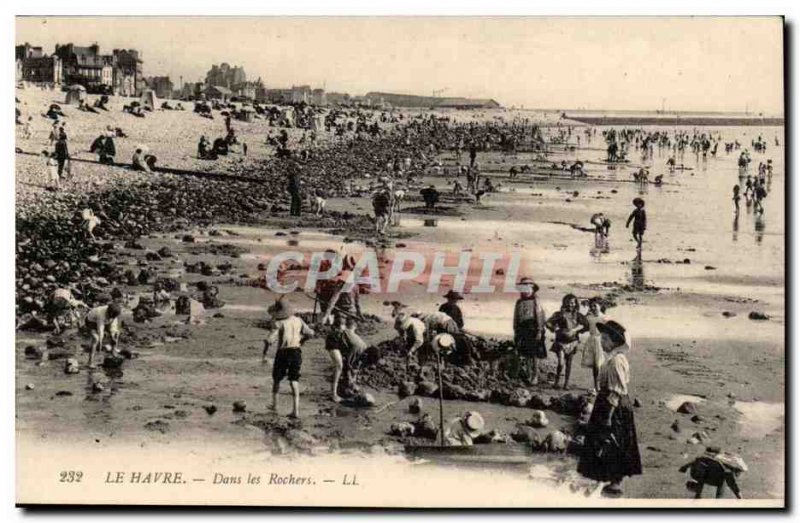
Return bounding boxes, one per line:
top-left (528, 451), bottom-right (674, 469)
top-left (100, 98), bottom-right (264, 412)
top-left (431, 333), bottom-right (456, 354)
top-left (463, 411), bottom-right (485, 437)
top-left (596, 320), bottom-right (628, 349)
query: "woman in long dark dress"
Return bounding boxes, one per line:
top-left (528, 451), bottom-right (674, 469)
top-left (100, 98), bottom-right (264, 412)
top-left (577, 320), bottom-right (642, 496)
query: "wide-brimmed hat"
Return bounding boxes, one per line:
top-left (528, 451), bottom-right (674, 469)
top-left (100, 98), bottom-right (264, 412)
top-left (268, 300), bottom-right (292, 320)
top-left (463, 411), bottom-right (485, 437)
top-left (443, 290), bottom-right (464, 301)
top-left (596, 320), bottom-right (627, 348)
top-left (517, 277), bottom-right (540, 292)
top-left (432, 333), bottom-right (456, 354)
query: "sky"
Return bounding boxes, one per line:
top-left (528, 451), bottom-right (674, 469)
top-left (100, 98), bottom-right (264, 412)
top-left (16, 16), bottom-right (784, 114)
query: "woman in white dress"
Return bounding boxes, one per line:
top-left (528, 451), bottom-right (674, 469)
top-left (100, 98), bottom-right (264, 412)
top-left (581, 297), bottom-right (607, 391)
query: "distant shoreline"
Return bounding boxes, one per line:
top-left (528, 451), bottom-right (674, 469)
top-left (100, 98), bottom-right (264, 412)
top-left (564, 114), bottom-right (784, 127)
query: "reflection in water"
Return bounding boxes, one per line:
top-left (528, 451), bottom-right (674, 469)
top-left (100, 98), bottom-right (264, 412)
top-left (629, 252), bottom-right (645, 291)
top-left (589, 233), bottom-right (610, 260)
top-left (732, 214), bottom-right (739, 242)
top-left (754, 214), bottom-right (765, 245)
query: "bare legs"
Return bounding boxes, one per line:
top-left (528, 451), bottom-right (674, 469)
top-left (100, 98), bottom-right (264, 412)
top-left (329, 349), bottom-right (343, 402)
top-left (271, 380), bottom-right (301, 418)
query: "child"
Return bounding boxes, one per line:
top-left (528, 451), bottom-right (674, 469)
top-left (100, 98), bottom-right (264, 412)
top-left (732, 185), bottom-right (741, 214)
top-left (265, 300), bottom-right (314, 418)
top-left (84, 302), bottom-right (122, 368)
top-left (44, 151), bottom-right (59, 188)
top-left (625, 198), bottom-right (647, 249)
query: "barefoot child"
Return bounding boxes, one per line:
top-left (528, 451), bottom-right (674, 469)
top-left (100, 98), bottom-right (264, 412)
top-left (265, 300), bottom-right (314, 418)
top-left (84, 302), bottom-right (122, 368)
top-left (625, 198), bottom-right (647, 249)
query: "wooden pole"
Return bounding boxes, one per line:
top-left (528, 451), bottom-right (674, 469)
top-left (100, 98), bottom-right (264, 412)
top-left (436, 352), bottom-right (445, 447)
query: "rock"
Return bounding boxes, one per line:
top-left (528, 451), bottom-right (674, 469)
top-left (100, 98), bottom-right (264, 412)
top-left (527, 393), bottom-right (549, 410)
top-left (54, 390), bottom-right (73, 397)
top-left (181, 234), bottom-right (196, 243)
top-left (748, 311), bottom-right (769, 321)
top-left (102, 355), bottom-right (125, 369)
top-left (543, 430), bottom-right (570, 453)
top-left (145, 251), bottom-right (162, 261)
top-left (46, 336), bottom-right (65, 348)
top-left (549, 392), bottom-right (584, 416)
top-left (671, 420), bottom-right (681, 432)
top-left (633, 398), bottom-right (642, 408)
top-left (354, 392), bottom-right (376, 407)
top-left (24, 345), bottom-right (45, 360)
top-left (722, 311), bottom-right (737, 318)
top-left (511, 425), bottom-right (542, 446)
top-left (704, 266), bottom-right (716, 270)
top-left (92, 382), bottom-right (106, 393)
top-left (25, 383), bottom-right (35, 390)
top-left (473, 430), bottom-right (514, 444)
top-left (408, 397), bottom-right (423, 415)
top-left (390, 422), bottom-right (416, 437)
top-left (682, 258), bottom-right (691, 264)
top-left (677, 401), bottom-right (698, 414)
top-left (509, 388), bottom-right (532, 408)
top-left (144, 420), bottom-right (170, 433)
top-left (442, 383), bottom-right (468, 400)
top-left (398, 381), bottom-right (416, 399)
top-left (64, 358), bottom-right (80, 374)
top-left (157, 246), bottom-right (173, 258)
top-left (687, 431), bottom-right (710, 445)
top-left (413, 414), bottom-right (439, 440)
top-left (232, 400), bottom-right (247, 413)
top-left (527, 410), bottom-right (550, 428)
top-left (416, 381), bottom-right (438, 397)
top-left (203, 404), bottom-right (217, 415)
top-left (257, 263), bottom-right (267, 271)
top-left (691, 415), bottom-right (704, 424)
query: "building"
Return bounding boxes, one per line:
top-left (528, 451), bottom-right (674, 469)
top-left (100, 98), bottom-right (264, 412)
top-left (206, 85), bottom-right (232, 102)
top-left (54, 43), bottom-right (114, 92)
top-left (16, 43), bottom-right (44, 60)
top-left (112, 49), bottom-right (143, 96)
top-left (363, 91), bottom-right (501, 109)
top-left (180, 81), bottom-right (205, 100)
top-left (261, 85), bottom-right (326, 105)
top-left (205, 63), bottom-right (246, 90)
top-left (326, 92), bottom-right (352, 106)
top-left (21, 55), bottom-right (63, 85)
top-left (231, 78), bottom-right (264, 100)
top-left (145, 76), bottom-right (174, 99)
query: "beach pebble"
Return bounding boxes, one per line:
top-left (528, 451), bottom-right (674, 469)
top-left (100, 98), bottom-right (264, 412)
top-left (203, 404), bottom-right (217, 415)
top-left (633, 398), bottom-right (642, 408)
top-left (722, 311), bottom-right (737, 318)
top-left (390, 422), bottom-right (416, 437)
top-left (64, 358), bottom-right (80, 374)
top-left (671, 420), bottom-right (681, 432)
top-left (691, 415), bottom-right (704, 424)
top-left (748, 311), bottom-right (769, 320)
top-left (677, 401), bottom-right (698, 414)
top-left (232, 400), bottom-right (247, 413)
top-left (25, 383), bottom-right (35, 390)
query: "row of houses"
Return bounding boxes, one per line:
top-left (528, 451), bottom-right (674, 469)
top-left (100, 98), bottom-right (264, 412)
top-left (16, 42), bottom-right (143, 96)
top-left (362, 92), bottom-right (501, 109)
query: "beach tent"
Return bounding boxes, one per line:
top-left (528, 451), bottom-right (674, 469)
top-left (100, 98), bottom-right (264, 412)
top-left (140, 89), bottom-right (158, 111)
top-left (65, 84), bottom-right (87, 105)
top-left (237, 106), bottom-right (256, 123)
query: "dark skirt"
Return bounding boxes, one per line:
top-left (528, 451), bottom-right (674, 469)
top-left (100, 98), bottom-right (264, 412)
top-left (516, 325), bottom-right (547, 359)
top-left (577, 393), bottom-right (643, 482)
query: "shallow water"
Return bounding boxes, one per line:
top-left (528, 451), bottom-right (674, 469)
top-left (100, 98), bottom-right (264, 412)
top-left (734, 401), bottom-right (784, 439)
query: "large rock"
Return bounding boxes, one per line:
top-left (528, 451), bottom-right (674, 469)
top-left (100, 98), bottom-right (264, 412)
top-left (543, 430), bottom-right (570, 453)
top-left (748, 311), bottom-right (770, 321)
top-left (408, 397), bottom-right (423, 414)
top-left (527, 410), bottom-right (550, 428)
top-left (511, 425), bottom-right (543, 446)
top-left (677, 401), bottom-right (698, 414)
top-left (413, 414), bottom-right (439, 440)
top-left (416, 381), bottom-right (438, 397)
top-left (390, 422), bottom-right (416, 437)
top-left (397, 381), bottom-right (416, 399)
top-left (509, 388), bottom-right (532, 408)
